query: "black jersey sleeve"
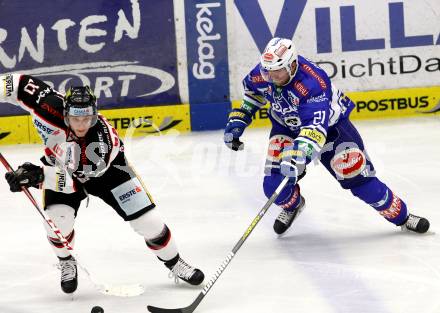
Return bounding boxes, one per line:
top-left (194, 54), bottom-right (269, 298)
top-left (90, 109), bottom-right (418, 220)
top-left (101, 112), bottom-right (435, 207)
top-left (16, 75), bottom-right (64, 110)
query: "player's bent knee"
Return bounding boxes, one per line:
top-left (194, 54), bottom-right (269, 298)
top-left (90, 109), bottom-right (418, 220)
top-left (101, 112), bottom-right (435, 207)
top-left (263, 174), bottom-right (299, 207)
top-left (129, 208), bottom-right (166, 239)
top-left (44, 204), bottom-right (75, 236)
top-left (350, 177), bottom-right (388, 203)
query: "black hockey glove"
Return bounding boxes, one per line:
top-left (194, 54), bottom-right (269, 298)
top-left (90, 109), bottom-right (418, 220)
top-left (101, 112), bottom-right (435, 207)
top-left (5, 162), bottom-right (44, 192)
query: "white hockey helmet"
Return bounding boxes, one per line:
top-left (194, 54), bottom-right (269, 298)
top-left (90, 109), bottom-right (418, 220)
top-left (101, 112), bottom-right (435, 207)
top-left (260, 37), bottom-right (298, 85)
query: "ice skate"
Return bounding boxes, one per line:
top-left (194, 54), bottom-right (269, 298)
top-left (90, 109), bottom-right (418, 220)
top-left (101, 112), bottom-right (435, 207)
top-left (166, 255), bottom-right (204, 286)
top-left (274, 196), bottom-right (305, 235)
top-left (58, 256), bottom-right (78, 293)
top-left (400, 214), bottom-right (430, 233)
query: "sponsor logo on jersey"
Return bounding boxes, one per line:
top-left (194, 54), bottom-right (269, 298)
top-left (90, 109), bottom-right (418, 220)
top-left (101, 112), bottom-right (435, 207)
top-left (36, 87), bottom-right (52, 104)
top-left (34, 119), bottom-right (55, 135)
top-left (301, 64), bottom-right (327, 89)
top-left (119, 185), bottom-right (143, 203)
top-left (299, 127), bottom-right (326, 147)
top-left (56, 171), bottom-right (66, 191)
top-left (307, 93), bottom-right (329, 104)
top-left (111, 177), bottom-right (152, 215)
top-left (41, 103), bottom-right (64, 119)
top-left (283, 115), bottom-right (302, 128)
top-left (52, 144), bottom-right (64, 157)
top-left (293, 81), bottom-right (309, 96)
top-left (330, 148), bottom-right (366, 179)
top-left (2, 74), bottom-right (14, 97)
top-left (96, 132), bottom-right (108, 159)
top-left (287, 90), bottom-right (300, 106)
top-left (251, 74), bottom-right (265, 83)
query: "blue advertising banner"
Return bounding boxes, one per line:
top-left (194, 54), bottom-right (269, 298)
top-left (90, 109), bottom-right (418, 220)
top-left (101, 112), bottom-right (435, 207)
top-left (185, 0), bottom-right (230, 130)
top-left (0, 0), bottom-right (179, 116)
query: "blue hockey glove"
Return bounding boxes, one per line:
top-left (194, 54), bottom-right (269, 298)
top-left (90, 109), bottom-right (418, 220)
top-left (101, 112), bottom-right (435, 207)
top-left (224, 109), bottom-right (252, 151)
top-left (5, 162), bottom-right (44, 192)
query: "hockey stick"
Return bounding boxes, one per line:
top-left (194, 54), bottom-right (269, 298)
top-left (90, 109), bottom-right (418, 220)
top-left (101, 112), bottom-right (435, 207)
top-left (147, 176), bottom-right (290, 313)
top-left (0, 153), bottom-right (144, 297)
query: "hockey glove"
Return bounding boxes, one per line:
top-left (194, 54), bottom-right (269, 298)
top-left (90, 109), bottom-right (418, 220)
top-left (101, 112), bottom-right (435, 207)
top-left (280, 147), bottom-right (307, 185)
top-left (5, 162), bottom-right (44, 192)
top-left (224, 108), bottom-right (252, 151)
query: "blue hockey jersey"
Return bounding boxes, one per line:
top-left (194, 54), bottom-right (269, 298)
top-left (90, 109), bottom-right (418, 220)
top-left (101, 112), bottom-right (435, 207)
top-left (240, 55), bottom-right (355, 164)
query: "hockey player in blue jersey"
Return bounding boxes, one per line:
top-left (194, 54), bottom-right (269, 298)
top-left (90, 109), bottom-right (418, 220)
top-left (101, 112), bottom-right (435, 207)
top-left (224, 37), bottom-right (430, 235)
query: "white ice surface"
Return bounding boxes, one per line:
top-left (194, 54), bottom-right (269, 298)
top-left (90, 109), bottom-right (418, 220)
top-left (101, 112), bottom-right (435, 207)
top-left (0, 117), bottom-right (439, 313)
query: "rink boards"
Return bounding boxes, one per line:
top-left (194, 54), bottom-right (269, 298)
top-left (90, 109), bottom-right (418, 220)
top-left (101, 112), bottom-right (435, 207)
top-left (0, 104), bottom-right (191, 145)
top-left (0, 0), bottom-right (439, 144)
top-left (0, 86), bottom-right (438, 145)
top-left (234, 85), bottom-right (440, 127)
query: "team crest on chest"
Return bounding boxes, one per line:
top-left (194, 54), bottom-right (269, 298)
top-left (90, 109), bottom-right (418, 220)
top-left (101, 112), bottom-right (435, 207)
top-left (271, 90), bottom-right (299, 115)
top-left (287, 90), bottom-right (299, 106)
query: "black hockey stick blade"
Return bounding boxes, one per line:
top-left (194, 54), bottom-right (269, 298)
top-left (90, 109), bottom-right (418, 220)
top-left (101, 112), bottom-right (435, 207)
top-left (147, 304), bottom-right (191, 313)
top-left (147, 295), bottom-right (201, 313)
top-left (147, 306), bottom-right (182, 313)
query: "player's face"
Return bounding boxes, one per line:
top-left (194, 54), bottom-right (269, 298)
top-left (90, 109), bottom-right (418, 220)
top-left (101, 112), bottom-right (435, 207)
top-left (268, 68), bottom-right (290, 85)
top-left (68, 116), bottom-right (94, 137)
top-left (267, 61), bottom-right (297, 86)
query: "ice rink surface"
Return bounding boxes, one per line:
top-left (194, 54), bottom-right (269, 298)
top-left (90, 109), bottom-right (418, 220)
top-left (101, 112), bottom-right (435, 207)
top-left (0, 116), bottom-right (439, 313)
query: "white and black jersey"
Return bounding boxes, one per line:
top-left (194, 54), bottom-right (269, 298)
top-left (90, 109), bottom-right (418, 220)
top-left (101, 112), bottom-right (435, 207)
top-left (1, 74), bottom-right (155, 221)
top-left (1, 74), bottom-right (122, 193)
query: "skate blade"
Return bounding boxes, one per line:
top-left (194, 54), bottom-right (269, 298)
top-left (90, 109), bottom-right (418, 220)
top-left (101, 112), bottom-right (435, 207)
top-left (98, 283), bottom-right (145, 297)
top-left (399, 227), bottom-right (436, 236)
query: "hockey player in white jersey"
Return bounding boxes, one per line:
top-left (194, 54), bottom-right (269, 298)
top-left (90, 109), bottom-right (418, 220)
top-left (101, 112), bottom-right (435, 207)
top-left (1, 74), bottom-right (204, 293)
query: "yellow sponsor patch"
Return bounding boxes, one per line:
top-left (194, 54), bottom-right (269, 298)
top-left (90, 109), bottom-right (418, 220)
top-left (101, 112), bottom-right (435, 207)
top-left (299, 128), bottom-right (326, 147)
top-left (280, 149), bottom-right (304, 159)
top-left (228, 111), bottom-right (246, 119)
